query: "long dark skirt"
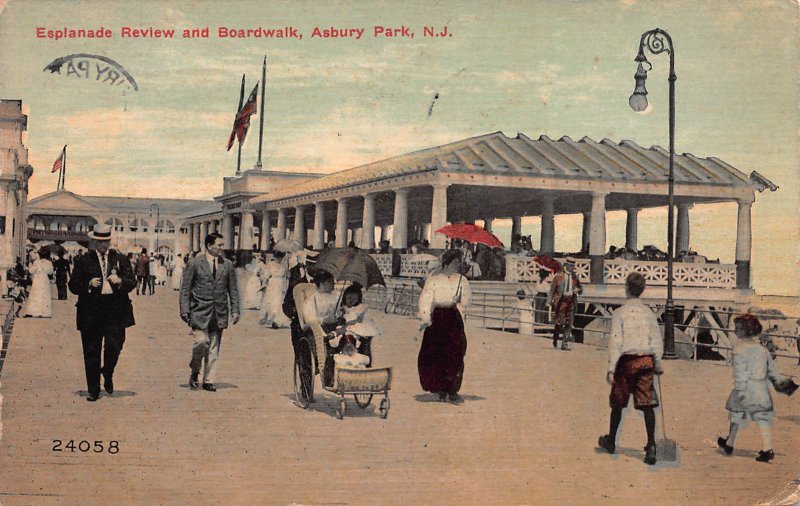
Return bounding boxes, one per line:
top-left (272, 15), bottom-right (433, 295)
top-left (418, 307), bottom-right (467, 395)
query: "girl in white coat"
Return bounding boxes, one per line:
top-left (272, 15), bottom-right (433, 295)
top-left (717, 313), bottom-right (790, 463)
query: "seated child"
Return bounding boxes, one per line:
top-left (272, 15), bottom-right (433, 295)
top-left (329, 284), bottom-right (381, 354)
top-left (333, 338), bottom-right (371, 369)
top-left (324, 285), bottom-right (381, 387)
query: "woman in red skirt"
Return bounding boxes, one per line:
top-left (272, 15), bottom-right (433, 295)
top-left (417, 249), bottom-right (472, 403)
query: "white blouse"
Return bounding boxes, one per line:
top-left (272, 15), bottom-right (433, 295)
top-left (418, 273), bottom-right (472, 325)
top-left (300, 289), bottom-right (339, 337)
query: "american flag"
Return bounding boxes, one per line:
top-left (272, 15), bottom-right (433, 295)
top-left (226, 83), bottom-right (259, 151)
top-left (52, 145), bottom-right (66, 173)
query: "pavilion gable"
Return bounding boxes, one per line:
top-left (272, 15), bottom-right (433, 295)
top-left (27, 190), bottom-right (99, 213)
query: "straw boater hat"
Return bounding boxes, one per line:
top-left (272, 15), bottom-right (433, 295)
top-left (88, 223), bottom-right (112, 241)
top-left (564, 257), bottom-right (576, 266)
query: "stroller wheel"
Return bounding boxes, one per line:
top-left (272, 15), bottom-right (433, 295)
top-left (353, 394), bottom-right (373, 408)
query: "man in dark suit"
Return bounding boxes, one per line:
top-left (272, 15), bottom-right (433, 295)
top-left (53, 250), bottom-right (71, 300)
top-left (180, 232), bottom-right (240, 392)
top-left (68, 224), bottom-right (136, 401)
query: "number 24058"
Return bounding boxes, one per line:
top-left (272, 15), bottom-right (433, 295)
top-left (52, 440), bottom-right (119, 454)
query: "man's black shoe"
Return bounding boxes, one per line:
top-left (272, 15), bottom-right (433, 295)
top-left (717, 437), bottom-right (733, 455)
top-left (202, 383), bottom-right (217, 392)
top-left (755, 449), bottom-right (774, 463)
top-left (644, 444), bottom-right (657, 465)
top-left (86, 392), bottom-right (100, 402)
top-left (103, 376), bottom-right (114, 395)
top-left (189, 373), bottom-right (200, 390)
top-left (598, 434), bottom-right (615, 454)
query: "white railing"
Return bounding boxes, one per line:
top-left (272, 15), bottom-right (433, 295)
top-left (505, 256), bottom-right (591, 283)
top-left (371, 254), bottom-right (434, 279)
top-left (505, 255), bottom-right (737, 289)
top-left (373, 254), bottom-right (393, 277)
top-left (399, 257), bottom-right (434, 278)
top-left (604, 259), bottom-right (737, 288)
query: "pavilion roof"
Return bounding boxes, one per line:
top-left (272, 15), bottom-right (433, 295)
top-left (252, 131), bottom-right (751, 204)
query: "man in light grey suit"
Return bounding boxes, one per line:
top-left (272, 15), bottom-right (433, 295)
top-left (180, 232), bottom-right (240, 392)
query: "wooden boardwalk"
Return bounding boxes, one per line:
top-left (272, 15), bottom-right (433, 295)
top-left (0, 290), bottom-right (798, 505)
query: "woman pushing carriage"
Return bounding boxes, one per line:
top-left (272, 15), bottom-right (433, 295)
top-left (290, 248), bottom-right (392, 419)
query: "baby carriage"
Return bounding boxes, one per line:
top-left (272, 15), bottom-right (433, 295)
top-left (293, 331), bottom-right (392, 420)
top-left (293, 247), bottom-right (392, 419)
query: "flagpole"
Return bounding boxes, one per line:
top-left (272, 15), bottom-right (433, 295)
top-left (236, 140), bottom-right (243, 175)
top-left (61, 145), bottom-right (66, 190)
top-left (236, 74), bottom-right (245, 175)
top-left (256, 55), bottom-right (266, 170)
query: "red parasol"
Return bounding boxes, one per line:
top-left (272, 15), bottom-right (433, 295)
top-left (534, 255), bottom-right (561, 273)
top-left (435, 224), bottom-right (504, 248)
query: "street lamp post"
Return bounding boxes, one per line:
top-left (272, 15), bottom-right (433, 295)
top-left (150, 203), bottom-right (160, 253)
top-left (629, 28), bottom-right (677, 359)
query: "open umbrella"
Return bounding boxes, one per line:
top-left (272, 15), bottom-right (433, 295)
top-left (435, 224), bottom-right (503, 248)
top-left (534, 255), bottom-right (561, 273)
top-left (273, 238), bottom-right (303, 253)
top-left (308, 248), bottom-right (385, 289)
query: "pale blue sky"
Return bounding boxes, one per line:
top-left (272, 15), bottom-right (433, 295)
top-left (0, 0), bottom-right (797, 295)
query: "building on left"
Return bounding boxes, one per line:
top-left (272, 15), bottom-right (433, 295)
top-left (26, 191), bottom-right (211, 262)
top-left (0, 100), bottom-right (34, 286)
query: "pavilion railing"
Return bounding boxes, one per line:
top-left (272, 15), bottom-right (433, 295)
top-left (373, 254), bottom-right (393, 277)
top-left (505, 255), bottom-right (737, 289)
top-left (372, 253), bottom-right (738, 289)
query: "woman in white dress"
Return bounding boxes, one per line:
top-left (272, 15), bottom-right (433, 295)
top-left (155, 256), bottom-right (168, 285)
top-left (258, 252), bottom-right (291, 328)
top-left (22, 249), bottom-right (54, 318)
top-left (170, 254), bottom-right (185, 290)
top-left (241, 255), bottom-right (265, 310)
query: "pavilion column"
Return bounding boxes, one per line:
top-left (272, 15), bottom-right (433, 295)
top-left (483, 218), bottom-right (493, 232)
top-left (361, 194), bottom-right (376, 250)
top-left (293, 205), bottom-right (306, 247)
top-left (539, 196), bottom-right (555, 254)
top-left (379, 225), bottom-right (389, 243)
top-left (210, 220), bottom-right (219, 234)
top-left (313, 202), bottom-right (325, 250)
top-left (193, 223), bottom-right (202, 251)
top-left (239, 210), bottom-right (254, 251)
top-left (187, 224), bottom-right (195, 253)
top-left (392, 188), bottom-right (410, 250)
top-left (735, 199), bottom-right (752, 289)
top-left (625, 208), bottom-right (639, 252)
top-left (581, 212), bottom-right (591, 252)
top-left (260, 212), bottom-right (271, 250)
top-left (335, 198), bottom-right (349, 248)
top-left (589, 192), bottom-right (608, 284)
top-left (430, 183), bottom-right (449, 249)
top-left (676, 204), bottom-right (691, 254)
top-left (276, 208), bottom-right (287, 242)
top-left (511, 216), bottom-right (522, 238)
top-left (201, 222), bottom-right (209, 243)
top-left (222, 214), bottom-right (234, 250)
